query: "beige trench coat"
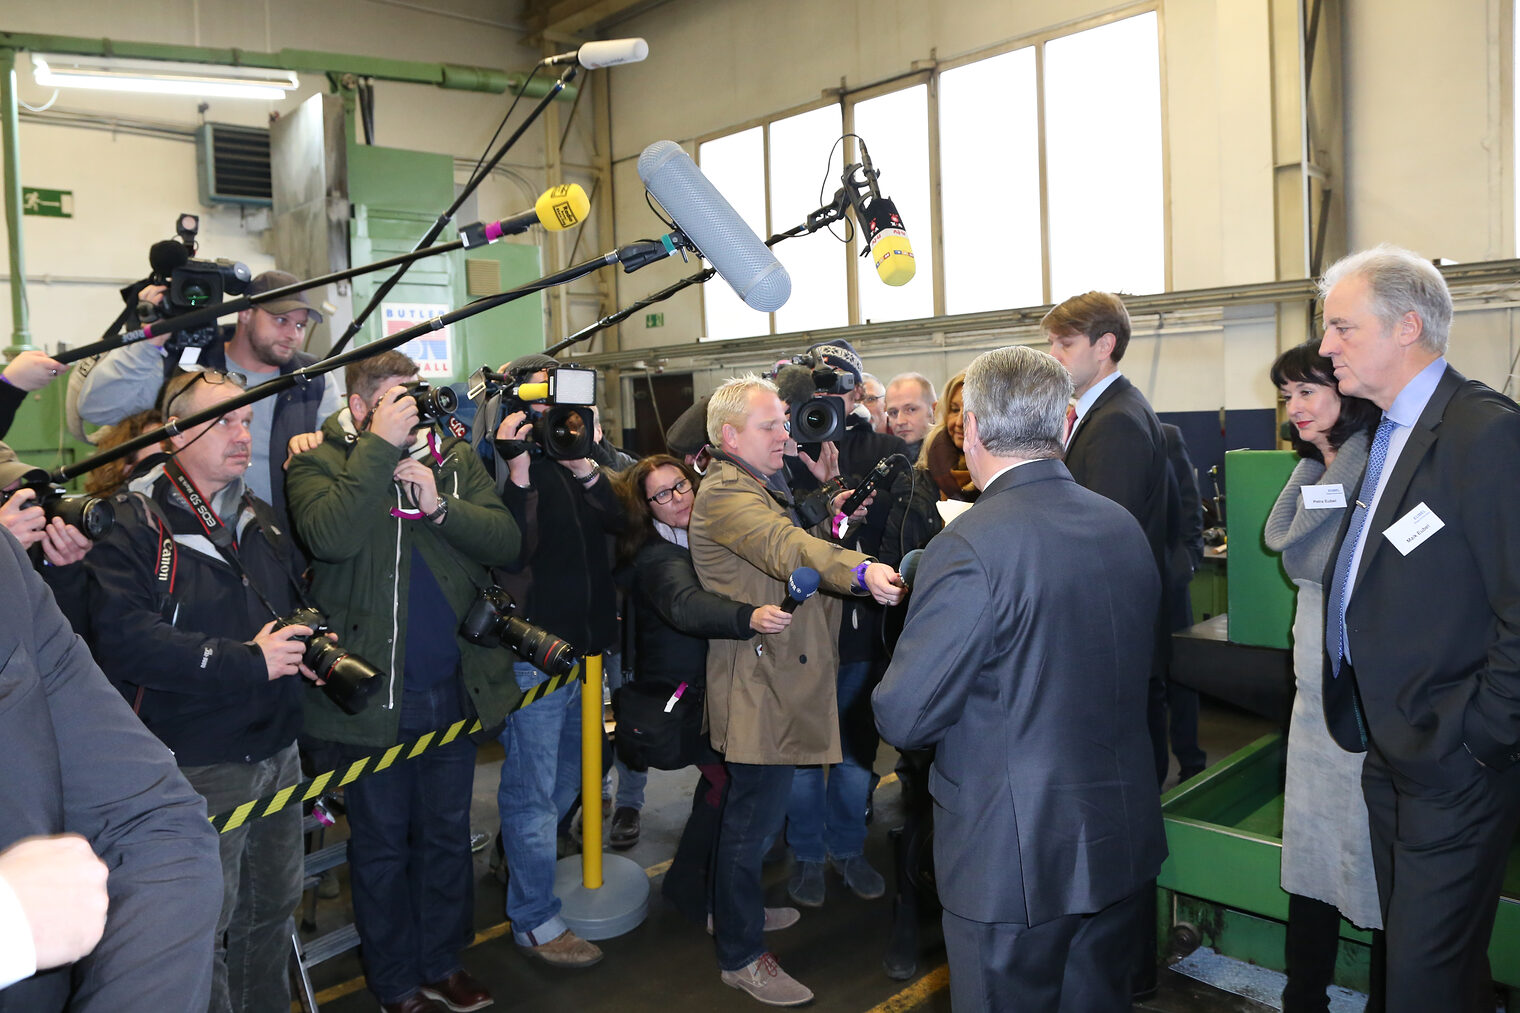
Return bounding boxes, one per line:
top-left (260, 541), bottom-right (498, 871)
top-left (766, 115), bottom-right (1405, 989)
top-left (689, 459), bottom-right (871, 765)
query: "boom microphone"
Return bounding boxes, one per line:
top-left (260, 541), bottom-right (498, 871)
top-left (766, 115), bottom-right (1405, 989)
top-left (541, 38), bottom-right (649, 70)
top-left (460, 184), bottom-right (590, 247)
top-left (845, 145), bottom-right (916, 287)
top-left (637, 140), bottom-right (792, 313)
top-left (781, 566), bottom-right (821, 613)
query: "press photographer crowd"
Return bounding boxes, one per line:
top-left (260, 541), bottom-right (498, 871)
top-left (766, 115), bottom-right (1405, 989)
top-left (4, 235), bottom-right (1520, 1013)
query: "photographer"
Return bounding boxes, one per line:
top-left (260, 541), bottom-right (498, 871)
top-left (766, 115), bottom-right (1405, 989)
top-left (78, 269), bottom-right (340, 525)
top-left (285, 350), bottom-right (520, 1013)
top-left (780, 340), bottom-right (909, 909)
top-left (84, 370), bottom-right (314, 1013)
top-left (476, 352), bottom-right (622, 970)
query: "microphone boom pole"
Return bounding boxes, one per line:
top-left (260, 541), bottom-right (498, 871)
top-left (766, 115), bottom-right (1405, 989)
top-left (51, 234), bottom-right (688, 485)
top-left (325, 64), bottom-right (580, 360)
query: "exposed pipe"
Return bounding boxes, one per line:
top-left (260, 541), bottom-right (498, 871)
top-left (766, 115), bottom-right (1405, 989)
top-left (1, 48), bottom-right (33, 353)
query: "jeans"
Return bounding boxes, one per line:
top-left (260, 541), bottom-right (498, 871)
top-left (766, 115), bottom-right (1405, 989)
top-left (785, 660), bottom-right (876, 862)
top-left (498, 660), bottom-right (583, 945)
top-left (343, 682), bottom-right (477, 1005)
top-left (180, 742), bottom-right (304, 1013)
top-left (712, 762), bottom-right (794, 971)
top-left (605, 653), bottom-right (647, 809)
top-left (662, 762), bottom-right (728, 926)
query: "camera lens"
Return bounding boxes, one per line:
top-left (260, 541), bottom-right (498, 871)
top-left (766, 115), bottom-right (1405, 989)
top-left (306, 639), bottom-right (384, 715)
top-left (181, 282), bottom-right (212, 307)
top-left (537, 406), bottom-right (593, 460)
top-left (501, 617), bottom-right (577, 677)
top-left (46, 493), bottom-right (115, 541)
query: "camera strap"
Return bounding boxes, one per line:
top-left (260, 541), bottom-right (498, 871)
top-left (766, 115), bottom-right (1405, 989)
top-left (159, 458), bottom-right (285, 619)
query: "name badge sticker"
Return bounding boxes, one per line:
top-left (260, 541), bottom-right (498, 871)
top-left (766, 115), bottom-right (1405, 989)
top-left (1383, 502), bottom-right (1444, 556)
top-left (1301, 483), bottom-right (1346, 509)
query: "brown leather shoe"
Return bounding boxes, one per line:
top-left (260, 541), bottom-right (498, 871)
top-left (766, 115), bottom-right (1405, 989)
top-left (380, 993), bottom-right (449, 1013)
top-left (420, 969), bottom-right (494, 1012)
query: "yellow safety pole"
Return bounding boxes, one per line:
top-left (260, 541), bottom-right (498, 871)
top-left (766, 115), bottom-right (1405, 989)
top-left (580, 653), bottom-right (603, 889)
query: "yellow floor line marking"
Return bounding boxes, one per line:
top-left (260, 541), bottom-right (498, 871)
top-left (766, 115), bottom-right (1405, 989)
top-left (645, 858), bottom-right (673, 878)
top-left (866, 964), bottom-right (950, 1012)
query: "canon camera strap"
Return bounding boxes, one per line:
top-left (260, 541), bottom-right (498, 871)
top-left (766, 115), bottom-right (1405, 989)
top-left (160, 458), bottom-right (287, 619)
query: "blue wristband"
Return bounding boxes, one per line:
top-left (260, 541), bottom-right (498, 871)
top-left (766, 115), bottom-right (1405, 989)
top-left (852, 560), bottom-right (870, 591)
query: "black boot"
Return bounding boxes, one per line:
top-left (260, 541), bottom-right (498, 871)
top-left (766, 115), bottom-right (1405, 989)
top-left (1282, 893), bottom-right (1340, 1013)
top-left (882, 827), bottom-right (919, 980)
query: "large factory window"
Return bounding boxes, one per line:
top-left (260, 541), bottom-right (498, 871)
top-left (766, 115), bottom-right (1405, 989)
top-left (851, 84), bottom-right (935, 324)
top-left (770, 104), bottom-right (848, 334)
top-left (696, 126), bottom-right (767, 340)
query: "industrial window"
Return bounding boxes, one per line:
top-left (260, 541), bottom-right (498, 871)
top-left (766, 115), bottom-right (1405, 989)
top-left (939, 47), bottom-right (1043, 314)
top-left (1043, 11), bottom-right (1164, 300)
top-left (852, 84), bottom-right (935, 324)
top-left (695, 126), bottom-right (766, 341)
top-left (769, 103), bottom-right (848, 334)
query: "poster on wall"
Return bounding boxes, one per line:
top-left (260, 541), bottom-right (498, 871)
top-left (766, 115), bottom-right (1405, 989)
top-left (381, 303), bottom-right (452, 378)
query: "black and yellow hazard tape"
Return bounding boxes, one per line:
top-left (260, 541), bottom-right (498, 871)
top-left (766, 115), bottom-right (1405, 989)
top-left (209, 666), bottom-right (581, 834)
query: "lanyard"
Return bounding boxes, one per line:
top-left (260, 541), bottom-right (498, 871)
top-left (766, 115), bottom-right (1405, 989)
top-left (160, 457), bottom-right (284, 619)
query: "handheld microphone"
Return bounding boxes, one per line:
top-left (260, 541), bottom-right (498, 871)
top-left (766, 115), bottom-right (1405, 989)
top-left (541, 38), bottom-right (649, 70)
top-left (780, 566), bottom-right (821, 613)
top-left (838, 455), bottom-right (900, 518)
top-left (845, 145), bottom-right (916, 287)
top-left (636, 140), bottom-right (792, 313)
top-left (898, 548), bottom-right (925, 590)
top-left (460, 184), bottom-right (590, 247)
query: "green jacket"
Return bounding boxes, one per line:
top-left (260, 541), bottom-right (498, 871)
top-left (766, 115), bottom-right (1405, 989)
top-left (285, 411), bottom-right (523, 747)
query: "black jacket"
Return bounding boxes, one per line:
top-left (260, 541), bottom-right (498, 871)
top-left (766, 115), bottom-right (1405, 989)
top-left (792, 416), bottom-right (909, 663)
top-left (629, 536), bottom-right (755, 692)
top-left (86, 468), bottom-right (307, 766)
top-left (497, 453), bottom-right (625, 655)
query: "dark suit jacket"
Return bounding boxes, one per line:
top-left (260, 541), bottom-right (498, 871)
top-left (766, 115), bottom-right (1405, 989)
top-left (873, 459), bottom-right (1167, 925)
top-left (0, 530), bottom-right (221, 1011)
top-left (1065, 374), bottom-right (1170, 581)
top-left (1322, 366), bottom-right (1520, 779)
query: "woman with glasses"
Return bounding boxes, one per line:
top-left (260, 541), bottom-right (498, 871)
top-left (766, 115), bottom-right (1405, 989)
top-left (613, 453), bottom-right (795, 929)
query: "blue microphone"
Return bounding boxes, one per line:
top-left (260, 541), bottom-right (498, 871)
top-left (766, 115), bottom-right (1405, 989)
top-left (781, 566), bottom-right (821, 613)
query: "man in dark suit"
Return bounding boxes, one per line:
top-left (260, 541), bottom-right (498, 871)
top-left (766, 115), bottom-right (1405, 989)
top-left (0, 527), bottom-right (222, 1011)
top-left (873, 344), bottom-right (1166, 1012)
top-left (1318, 245), bottom-right (1520, 1012)
top-left (1045, 290), bottom-right (1172, 786)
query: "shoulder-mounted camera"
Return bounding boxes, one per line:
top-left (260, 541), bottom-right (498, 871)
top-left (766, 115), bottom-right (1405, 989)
top-left (135, 213), bottom-right (251, 352)
top-left (467, 363), bottom-right (598, 461)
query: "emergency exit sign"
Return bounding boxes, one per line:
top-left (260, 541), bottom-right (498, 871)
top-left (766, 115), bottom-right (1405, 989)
top-left (645, 312), bottom-right (664, 328)
top-left (22, 188), bottom-right (72, 218)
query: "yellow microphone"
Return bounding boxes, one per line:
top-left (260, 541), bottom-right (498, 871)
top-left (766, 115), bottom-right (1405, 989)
top-left (859, 195), bottom-right (916, 287)
top-left (461, 184), bottom-right (590, 247)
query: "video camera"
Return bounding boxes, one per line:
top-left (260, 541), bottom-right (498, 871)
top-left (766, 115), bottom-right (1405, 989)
top-left (270, 607), bottom-right (386, 715)
top-left (460, 585), bottom-right (578, 677)
top-left (774, 352), bottom-right (855, 444)
top-left (467, 363), bottom-right (598, 461)
top-left (0, 462), bottom-right (115, 541)
top-left (136, 213), bottom-right (252, 352)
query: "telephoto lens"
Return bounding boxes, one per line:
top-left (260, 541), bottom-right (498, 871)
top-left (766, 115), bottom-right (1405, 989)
top-left (461, 586), bottom-right (579, 676)
top-left (40, 488), bottom-right (115, 540)
top-left (272, 608), bottom-right (386, 715)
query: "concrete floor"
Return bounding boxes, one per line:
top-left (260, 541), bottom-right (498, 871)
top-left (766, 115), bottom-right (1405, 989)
top-left (297, 698), bottom-right (1300, 1013)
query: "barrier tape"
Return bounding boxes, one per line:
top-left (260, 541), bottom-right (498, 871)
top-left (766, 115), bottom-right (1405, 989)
top-left (208, 666), bottom-right (581, 834)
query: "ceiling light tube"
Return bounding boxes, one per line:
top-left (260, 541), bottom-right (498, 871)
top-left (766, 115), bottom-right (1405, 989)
top-left (31, 53), bottom-right (299, 100)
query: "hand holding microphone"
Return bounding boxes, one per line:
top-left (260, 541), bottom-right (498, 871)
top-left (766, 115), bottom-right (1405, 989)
top-left (781, 567), bottom-right (820, 613)
top-left (862, 562), bottom-right (904, 606)
top-left (749, 604), bottom-right (793, 634)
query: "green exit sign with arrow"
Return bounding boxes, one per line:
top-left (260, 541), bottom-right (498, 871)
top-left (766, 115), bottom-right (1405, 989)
top-left (22, 187), bottom-right (73, 218)
top-left (645, 313), bottom-right (664, 328)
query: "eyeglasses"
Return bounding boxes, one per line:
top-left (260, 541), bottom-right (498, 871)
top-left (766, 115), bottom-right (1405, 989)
top-left (647, 478), bottom-right (693, 505)
top-left (162, 367), bottom-right (247, 418)
top-left (858, 394), bottom-right (883, 406)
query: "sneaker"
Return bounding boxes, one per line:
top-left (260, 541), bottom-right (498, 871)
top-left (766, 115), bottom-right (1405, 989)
top-left (469, 831), bottom-right (490, 854)
top-left (720, 952), bottom-right (814, 1007)
top-left (518, 929), bottom-right (603, 969)
top-left (419, 969), bottom-right (494, 1011)
top-left (609, 806), bottom-right (640, 850)
top-left (830, 855), bottom-right (885, 900)
top-left (707, 906), bottom-right (802, 935)
top-left (787, 860), bottom-right (825, 907)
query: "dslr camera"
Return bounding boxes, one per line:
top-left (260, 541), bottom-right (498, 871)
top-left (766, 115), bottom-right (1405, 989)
top-left (467, 363), bottom-right (598, 461)
top-left (271, 607), bottom-right (386, 715)
top-left (460, 586), bottom-right (578, 677)
top-left (0, 462), bottom-right (115, 541)
top-left (137, 213), bottom-right (252, 352)
top-left (774, 352), bottom-right (855, 444)
top-left (401, 380), bottom-right (458, 425)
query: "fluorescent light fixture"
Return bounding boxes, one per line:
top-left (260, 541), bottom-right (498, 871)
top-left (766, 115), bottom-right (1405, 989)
top-left (31, 53), bottom-right (299, 100)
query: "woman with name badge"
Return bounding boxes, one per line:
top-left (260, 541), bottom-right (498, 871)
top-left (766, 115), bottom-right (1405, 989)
top-left (1264, 342), bottom-right (1385, 1013)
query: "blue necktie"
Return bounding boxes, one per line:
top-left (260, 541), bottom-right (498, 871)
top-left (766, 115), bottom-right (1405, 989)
top-left (1326, 416), bottom-right (1397, 675)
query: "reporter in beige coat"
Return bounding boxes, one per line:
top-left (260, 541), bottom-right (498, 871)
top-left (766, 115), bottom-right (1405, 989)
top-left (690, 374), bottom-right (902, 1007)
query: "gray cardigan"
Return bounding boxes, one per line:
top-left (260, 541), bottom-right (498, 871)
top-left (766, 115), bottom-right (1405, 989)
top-left (1263, 430), bottom-right (1371, 585)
